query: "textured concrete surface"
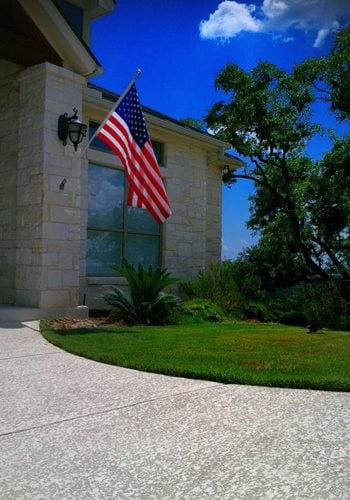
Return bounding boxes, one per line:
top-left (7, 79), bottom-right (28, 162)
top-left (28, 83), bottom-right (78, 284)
top-left (0, 305), bottom-right (88, 322)
top-left (0, 322), bottom-right (349, 499)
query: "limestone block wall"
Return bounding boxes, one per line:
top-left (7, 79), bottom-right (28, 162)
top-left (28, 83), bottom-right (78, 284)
top-left (79, 137), bottom-right (89, 307)
top-left (0, 60), bottom-right (23, 304)
top-left (78, 130), bottom-right (223, 309)
top-left (206, 163), bottom-right (223, 265)
top-left (163, 136), bottom-right (221, 280)
top-left (15, 62), bottom-right (86, 308)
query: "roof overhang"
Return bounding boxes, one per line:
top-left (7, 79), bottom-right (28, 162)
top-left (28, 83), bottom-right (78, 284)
top-left (147, 115), bottom-right (243, 170)
top-left (0, 0), bottom-right (62, 67)
top-left (83, 84), bottom-right (245, 170)
top-left (18, 0), bottom-right (103, 77)
top-left (207, 151), bottom-right (245, 170)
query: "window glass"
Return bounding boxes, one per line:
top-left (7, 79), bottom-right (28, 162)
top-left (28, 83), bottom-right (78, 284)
top-left (126, 234), bottom-right (160, 269)
top-left (152, 140), bottom-right (164, 165)
top-left (89, 123), bottom-right (113, 153)
top-left (127, 206), bottom-right (160, 234)
top-left (87, 162), bottom-right (161, 276)
top-left (86, 230), bottom-right (122, 276)
top-left (88, 164), bottom-right (124, 230)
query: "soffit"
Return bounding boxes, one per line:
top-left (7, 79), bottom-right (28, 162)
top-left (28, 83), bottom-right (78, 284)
top-left (0, 0), bottom-right (62, 67)
top-left (2, 0), bottom-right (103, 77)
top-left (19, 0), bottom-right (103, 76)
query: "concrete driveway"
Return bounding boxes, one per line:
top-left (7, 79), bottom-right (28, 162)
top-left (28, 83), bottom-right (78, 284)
top-left (0, 321), bottom-right (349, 499)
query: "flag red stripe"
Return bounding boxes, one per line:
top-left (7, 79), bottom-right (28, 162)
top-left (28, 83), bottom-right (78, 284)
top-left (98, 127), bottom-right (170, 223)
top-left (106, 114), bottom-right (167, 197)
top-left (97, 129), bottom-right (163, 217)
top-left (95, 84), bottom-right (171, 224)
top-left (98, 127), bottom-right (169, 222)
top-left (101, 119), bottom-right (162, 199)
top-left (98, 118), bottom-right (171, 219)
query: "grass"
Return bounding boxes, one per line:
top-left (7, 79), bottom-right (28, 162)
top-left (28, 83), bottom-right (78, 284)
top-left (40, 320), bottom-right (350, 392)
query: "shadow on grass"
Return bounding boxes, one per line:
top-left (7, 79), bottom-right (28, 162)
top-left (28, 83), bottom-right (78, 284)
top-left (47, 327), bottom-right (140, 337)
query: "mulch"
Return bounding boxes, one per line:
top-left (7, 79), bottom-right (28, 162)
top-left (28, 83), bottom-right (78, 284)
top-left (45, 316), bottom-right (123, 330)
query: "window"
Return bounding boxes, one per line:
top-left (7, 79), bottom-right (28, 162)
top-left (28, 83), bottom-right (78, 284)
top-left (86, 163), bottom-right (161, 276)
top-left (152, 140), bottom-right (164, 165)
top-left (89, 123), bottom-right (113, 154)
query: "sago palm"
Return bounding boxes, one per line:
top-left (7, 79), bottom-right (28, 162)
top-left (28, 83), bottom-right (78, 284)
top-left (103, 259), bottom-right (180, 325)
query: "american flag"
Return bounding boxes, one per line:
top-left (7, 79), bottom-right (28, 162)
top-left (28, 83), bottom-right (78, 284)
top-left (97, 83), bottom-right (171, 224)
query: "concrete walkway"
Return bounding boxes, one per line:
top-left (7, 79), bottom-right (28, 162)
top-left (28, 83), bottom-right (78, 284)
top-left (0, 322), bottom-right (349, 499)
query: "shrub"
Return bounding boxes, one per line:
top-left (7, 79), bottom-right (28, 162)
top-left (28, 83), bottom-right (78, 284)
top-left (181, 261), bottom-right (244, 316)
top-left (267, 281), bottom-right (350, 330)
top-left (182, 299), bottom-right (225, 322)
top-left (102, 260), bottom-right (181, 325)
top-left (242, 301), bottom-right (270, 322)
top-left (181, 261), bottom-right (350, 329)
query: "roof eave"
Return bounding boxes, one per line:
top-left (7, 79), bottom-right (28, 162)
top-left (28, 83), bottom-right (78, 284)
top-left (207, 151), bottom-right (245, 170)
top-left (146, 113), bottom-right (231, 148)
top-left (84, 84), bottom-right (242, 153)
top-left (19, 0), bottom-right (103, 77)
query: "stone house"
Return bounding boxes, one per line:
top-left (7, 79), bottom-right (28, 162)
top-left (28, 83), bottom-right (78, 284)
top-left (0, 0), bottom-right (242, 321)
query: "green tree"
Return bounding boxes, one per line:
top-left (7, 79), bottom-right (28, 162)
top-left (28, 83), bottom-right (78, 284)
top-left (235, 232), bottom-right (309, 292)
top-left (293, 26), bottom-right (350, 120)
top-left (180, 117), bottom-right (205, 130)
top-left (205, 27), bottom-right (350, 282)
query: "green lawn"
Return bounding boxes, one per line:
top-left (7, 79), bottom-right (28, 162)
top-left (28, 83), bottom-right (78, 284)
top-left (40, 320), bottom-right (350, 392)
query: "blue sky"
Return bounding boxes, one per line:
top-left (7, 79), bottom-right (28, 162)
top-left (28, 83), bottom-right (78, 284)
top-left (90, 0), bottom-right (350, 260)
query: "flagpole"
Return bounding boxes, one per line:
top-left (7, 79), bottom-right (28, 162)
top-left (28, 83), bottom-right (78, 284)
top-left (80, 69), bottom-right (142, 157)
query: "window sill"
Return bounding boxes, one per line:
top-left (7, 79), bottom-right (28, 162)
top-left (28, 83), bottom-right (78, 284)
top-left (86, 277), bottom-right (127, 285)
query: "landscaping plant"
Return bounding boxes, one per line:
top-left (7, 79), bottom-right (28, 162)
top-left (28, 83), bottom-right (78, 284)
top-left (181, 261), bottom-right (244, 317)
top-left (102, 259), bottom-right (180, 325)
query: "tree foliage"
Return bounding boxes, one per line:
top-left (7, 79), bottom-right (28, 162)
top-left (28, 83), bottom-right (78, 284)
top-left (180, 117), bottom-right (205, 130)
top-left (293, 26), bottom-right (350, 120)
top-left (205, 26), bottom-right (350, 282)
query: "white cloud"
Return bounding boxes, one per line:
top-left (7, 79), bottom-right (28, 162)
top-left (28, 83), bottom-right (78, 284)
top-left (221, 239), bottom-right (254, 259)
top-left (313, 27), bottom-right (331, 48)
top-left (221, 242), bottom-right (236, 260)
top-left (200, 0), bottom-right (350, 46)
top-left (89, 179), bottom-right (124, 214)
top-left (312, 22), bottom-right (340, 48)
top-left (199, 1), bottom-right (261, 40)
top-left (206, 125), bottom-right (226, 135)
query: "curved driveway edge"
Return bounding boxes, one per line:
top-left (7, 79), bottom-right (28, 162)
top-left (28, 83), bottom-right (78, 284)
top-left (0, 321), bottom-right (349, 499)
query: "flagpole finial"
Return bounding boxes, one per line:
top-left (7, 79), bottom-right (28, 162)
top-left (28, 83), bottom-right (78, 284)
top-left (135, 69), bottom-right (142, 79)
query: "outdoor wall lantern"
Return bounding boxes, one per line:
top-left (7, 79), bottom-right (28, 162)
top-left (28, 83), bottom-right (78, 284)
top-left (222, 165), bottom-right (230, 175)
top-left (58, 108), bottom-right (87, 151)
